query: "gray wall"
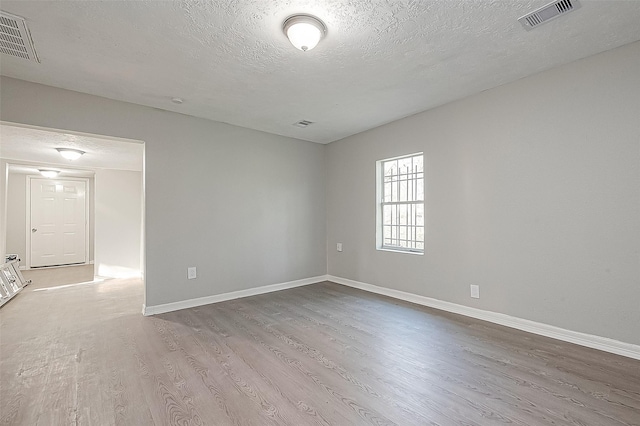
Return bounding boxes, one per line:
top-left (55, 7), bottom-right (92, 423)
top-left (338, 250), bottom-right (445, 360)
top-left (5, 171), bottom-right (95, 267)
top-left (95, 169), bottom-right (142, 278)
top-left (326, 41), bottom-right (640, 345)
top-left (0, 77), bottom-right (327, 307)
top-left (5, 172), bottom-right (26, 265)
top-left (0, 160), bottom-right (7, 261)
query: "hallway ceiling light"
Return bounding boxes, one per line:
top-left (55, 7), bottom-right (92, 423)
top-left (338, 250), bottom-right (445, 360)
top-left (39, 169), bottom-right (60, 178)
top-left (56, 148), bottom-right (85, 160)
top-left (283, 14), bottom-right (327, 51)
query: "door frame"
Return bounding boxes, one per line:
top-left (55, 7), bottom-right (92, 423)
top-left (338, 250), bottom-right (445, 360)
top-left (25, 176), bottom-right (90, 269)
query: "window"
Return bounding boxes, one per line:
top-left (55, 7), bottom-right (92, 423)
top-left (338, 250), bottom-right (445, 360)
top-left (376, 153), bottom-right (424, 253)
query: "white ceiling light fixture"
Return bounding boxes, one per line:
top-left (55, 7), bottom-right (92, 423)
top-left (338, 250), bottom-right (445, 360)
top-left (56, 147), bottom-right (85, 160)
top-left (283, 14), bottom-right (327, 52)
top-left (39, 169), bottom-right (60, 178)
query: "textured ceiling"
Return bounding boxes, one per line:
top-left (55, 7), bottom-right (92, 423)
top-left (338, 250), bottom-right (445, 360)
top-left (0, 124), bottom-right (144, 172)
top-left (1, 1), bottom-right (639, 143)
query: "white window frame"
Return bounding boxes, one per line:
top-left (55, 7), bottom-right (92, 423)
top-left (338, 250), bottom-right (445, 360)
top-left (376, 152), bottom-right (424, 254)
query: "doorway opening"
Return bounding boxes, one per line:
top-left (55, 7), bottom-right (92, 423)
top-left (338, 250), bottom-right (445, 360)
top-left (0, 122), bottom-right (145, 305)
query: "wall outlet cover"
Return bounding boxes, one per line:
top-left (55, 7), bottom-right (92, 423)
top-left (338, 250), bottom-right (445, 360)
top-left (470, 284), bottom-right (480, 299)
top-left (188, 267), bottom-right (197, 279)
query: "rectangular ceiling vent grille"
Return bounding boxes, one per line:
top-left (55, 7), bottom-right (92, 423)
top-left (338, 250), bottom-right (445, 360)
top-left (518, 0), bottom-right (580, 31)
top-left (293, 120), bottom-right (314, 128)
top-left (0, 11), bottom-right (39, 62)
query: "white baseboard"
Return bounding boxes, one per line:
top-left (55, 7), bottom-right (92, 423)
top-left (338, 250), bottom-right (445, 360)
top-left (143, 275), bottom-right (329, 316)
top-left (328, 275), bottom-right (640, 361)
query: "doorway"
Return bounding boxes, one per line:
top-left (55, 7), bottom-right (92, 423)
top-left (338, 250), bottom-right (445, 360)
top-left (1, 123), bottom-right (145, 291)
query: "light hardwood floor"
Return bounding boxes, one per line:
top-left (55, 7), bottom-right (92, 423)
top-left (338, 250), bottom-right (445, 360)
top-left (1, 274), bottom-right (639, 425)
top-left (17, 264), bottom-right (95, 289)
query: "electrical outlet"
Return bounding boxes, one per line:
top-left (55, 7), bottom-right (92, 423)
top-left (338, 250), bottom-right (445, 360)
top-left (187, 267), bottom-right (197, 280)
top-left (337, 243), bottom-right (343, 252)
top-left (470, 285), bottom-right (479, 299)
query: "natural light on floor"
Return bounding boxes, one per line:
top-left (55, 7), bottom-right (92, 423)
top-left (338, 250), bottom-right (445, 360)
top-left (31, 278), bottom-right (105, 292)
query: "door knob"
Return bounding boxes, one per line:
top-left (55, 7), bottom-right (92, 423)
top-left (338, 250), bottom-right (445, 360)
top-left (32, 228), bottom-right (37, 233)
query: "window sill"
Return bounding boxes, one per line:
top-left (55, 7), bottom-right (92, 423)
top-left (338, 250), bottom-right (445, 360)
top-left (376, 248), bottom-right (424, 256)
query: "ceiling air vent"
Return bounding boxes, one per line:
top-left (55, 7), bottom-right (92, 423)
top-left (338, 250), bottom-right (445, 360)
top-left (0, 10), bottom-right (39, 62)
top-left (293, 120), bottom-right (314, 128)
top-left (518, 0), bottom-right (580, 31)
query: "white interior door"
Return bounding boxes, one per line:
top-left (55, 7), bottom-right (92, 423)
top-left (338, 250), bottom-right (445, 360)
top-left (30, 178), bottom-right (87, 267)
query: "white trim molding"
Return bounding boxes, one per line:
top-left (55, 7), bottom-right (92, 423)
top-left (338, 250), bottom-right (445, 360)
top-left (143, 275), bottom-right (329, 316)
top-left (328, 275), bottom-right (640, 361)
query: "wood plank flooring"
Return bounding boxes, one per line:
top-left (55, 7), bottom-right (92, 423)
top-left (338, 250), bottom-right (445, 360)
top-left (17, 264), bottom-right (95, 289)
top-left (1, 275), bottom-right (639, 425)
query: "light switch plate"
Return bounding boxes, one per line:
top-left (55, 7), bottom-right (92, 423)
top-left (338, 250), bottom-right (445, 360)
top-left (337, 243), bottom-right (343, 252)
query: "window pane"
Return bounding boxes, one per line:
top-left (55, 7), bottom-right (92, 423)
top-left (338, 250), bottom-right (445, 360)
top-left (391, 177), bottom-right (397, 201)
top-left (384, 161), bottom-right (397, 177)
top-left (383, 205), bottom-right (392, 224)
top-left (414, 155), bottom-right (423, 172)
top-left (383, 183), bottom-right (391, 202)
top-left (398, 157), bottom-right (411, 171)
top-left (398, 205), bottom-right (407, 225)
top-left (399, 180), bottom-right (407, 201)
top-left (416, 204), bottom-right (424, 226)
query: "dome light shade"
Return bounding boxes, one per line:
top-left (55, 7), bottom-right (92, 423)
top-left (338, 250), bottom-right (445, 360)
top-left (56, 148), bottom-right (85, 160)
top-left (283, 14), bottom-right (326, 51)
top-left (39, 169), bottom-right (60, 178)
